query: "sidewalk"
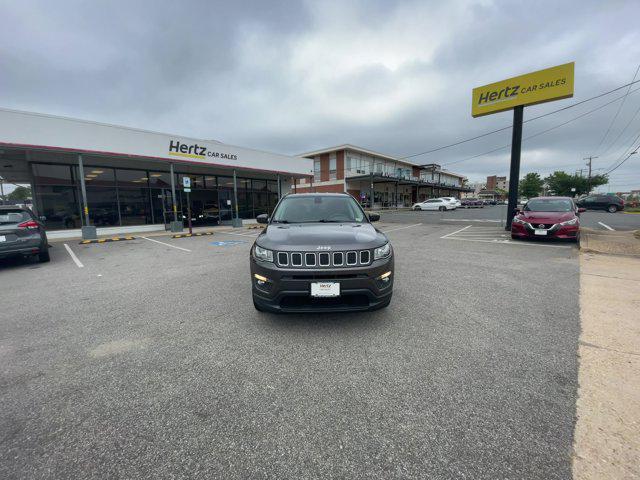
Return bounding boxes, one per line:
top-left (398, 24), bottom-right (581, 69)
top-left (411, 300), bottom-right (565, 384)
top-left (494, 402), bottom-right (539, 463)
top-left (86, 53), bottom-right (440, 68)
top-left (573, 252), bottom-right (640, 479)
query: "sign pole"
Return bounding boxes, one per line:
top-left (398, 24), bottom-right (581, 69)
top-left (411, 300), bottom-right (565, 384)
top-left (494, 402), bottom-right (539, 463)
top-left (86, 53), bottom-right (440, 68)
top-left (505, 105), bottom-right (524, 230)
top-left (187, 191), bottom-right (192, 234)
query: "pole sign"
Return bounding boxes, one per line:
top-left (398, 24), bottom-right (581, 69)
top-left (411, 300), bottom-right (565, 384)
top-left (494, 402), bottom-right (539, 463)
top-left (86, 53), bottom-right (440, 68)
top-left (182, 176), bottom-right (191, 192)
top-left (472, 62), bottom-right (574, 117)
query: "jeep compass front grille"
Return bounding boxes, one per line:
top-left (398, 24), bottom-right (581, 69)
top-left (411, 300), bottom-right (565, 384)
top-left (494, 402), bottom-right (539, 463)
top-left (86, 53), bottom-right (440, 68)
top-left (275, 250), bottom-right (372, 268)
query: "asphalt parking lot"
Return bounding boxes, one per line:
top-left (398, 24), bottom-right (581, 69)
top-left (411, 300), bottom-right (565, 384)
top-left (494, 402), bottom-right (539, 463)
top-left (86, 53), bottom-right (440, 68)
top-left (0, 212), bottom-right (587, 480)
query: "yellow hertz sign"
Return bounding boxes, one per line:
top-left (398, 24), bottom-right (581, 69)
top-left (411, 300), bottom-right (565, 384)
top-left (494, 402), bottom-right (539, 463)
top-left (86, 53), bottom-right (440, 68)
top-left (472, 62), bottom-right (574, 117)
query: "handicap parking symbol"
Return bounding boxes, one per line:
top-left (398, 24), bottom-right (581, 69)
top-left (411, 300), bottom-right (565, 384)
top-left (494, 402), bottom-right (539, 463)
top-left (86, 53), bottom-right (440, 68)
top-left (209, 240), bottom-right (247, 247)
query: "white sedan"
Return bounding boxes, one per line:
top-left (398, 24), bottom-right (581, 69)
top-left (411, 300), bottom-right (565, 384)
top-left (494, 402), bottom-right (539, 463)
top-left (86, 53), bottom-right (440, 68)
top-left (412, 198), bottom-right (456, 211)
top-left (439, 197), bottom-right (461, 209)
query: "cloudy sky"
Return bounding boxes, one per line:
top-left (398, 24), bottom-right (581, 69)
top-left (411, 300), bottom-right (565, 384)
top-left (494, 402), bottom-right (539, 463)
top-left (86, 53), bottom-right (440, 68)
top-left (1, 0), bottom-right (639, 190)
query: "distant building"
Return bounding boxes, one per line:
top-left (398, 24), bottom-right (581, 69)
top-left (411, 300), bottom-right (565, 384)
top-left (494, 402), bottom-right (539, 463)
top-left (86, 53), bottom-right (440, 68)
top-left (486, 175), bottom-right (509, 191)
top-left (461, 182), bottom-right (485, 198)
top-left (295, 145), bottom-right (472, 207)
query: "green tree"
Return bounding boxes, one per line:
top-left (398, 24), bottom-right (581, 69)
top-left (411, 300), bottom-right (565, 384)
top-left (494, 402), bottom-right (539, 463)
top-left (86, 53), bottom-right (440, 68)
top-left (7, 185), bottom-right (31, 201)
top-left (544, 171), bottom-right (608, 196)
top-left (518, 173), bottom-right (543, 198)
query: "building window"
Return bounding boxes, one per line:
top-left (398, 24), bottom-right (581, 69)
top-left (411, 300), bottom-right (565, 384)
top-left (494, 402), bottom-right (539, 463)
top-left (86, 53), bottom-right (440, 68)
top-left (33, 164), bottom-right (75, 185)
top-left (34, 185), bottom-right (82, 230)
top-left (118, 187), bottom-right (151, 226)
top-left (314, 158), bottom-right (321, 182)
top-left (116, 169), bottom-right (149, 187)
top-left (148, 171), bottom-right (172, 189)
top-left (84, 168), bottom-right (115, 187)
top-left (329, 153), bottom-right (337, 180)
top-left (87, 186), bottom-right (119, 226)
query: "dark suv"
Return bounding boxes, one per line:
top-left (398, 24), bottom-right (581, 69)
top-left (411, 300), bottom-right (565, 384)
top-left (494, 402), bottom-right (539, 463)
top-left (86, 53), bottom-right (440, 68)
top-left (250, 193), bottom-right (394, 313)
top-left (576, 194), bottom-right (624, 213)
top-left (0, 206), bottom-right (50, 263)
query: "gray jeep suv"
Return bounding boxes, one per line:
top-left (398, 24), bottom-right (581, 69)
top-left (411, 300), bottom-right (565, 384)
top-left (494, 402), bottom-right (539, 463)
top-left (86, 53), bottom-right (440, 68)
top-left (250, 193), bottom-right (394, 313)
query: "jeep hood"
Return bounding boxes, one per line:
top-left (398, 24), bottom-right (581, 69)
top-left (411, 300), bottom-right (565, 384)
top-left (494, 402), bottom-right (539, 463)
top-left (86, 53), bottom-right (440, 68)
top-left (255, 223), bottom-right (388, 251)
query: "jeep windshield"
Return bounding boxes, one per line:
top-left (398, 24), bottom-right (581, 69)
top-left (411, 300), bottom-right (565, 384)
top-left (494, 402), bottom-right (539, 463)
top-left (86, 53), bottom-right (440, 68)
top-left (271, 195), bottom-right (367, 223)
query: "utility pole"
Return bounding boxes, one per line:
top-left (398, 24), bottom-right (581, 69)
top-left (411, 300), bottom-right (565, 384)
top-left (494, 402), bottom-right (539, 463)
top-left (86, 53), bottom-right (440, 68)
top-left (584, 155), bottom-right (597, 194)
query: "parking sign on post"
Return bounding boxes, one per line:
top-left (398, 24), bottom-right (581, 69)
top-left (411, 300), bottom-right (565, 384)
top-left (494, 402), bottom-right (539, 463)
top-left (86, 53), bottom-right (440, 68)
top-left (183, 176), bottom-right (191, 192)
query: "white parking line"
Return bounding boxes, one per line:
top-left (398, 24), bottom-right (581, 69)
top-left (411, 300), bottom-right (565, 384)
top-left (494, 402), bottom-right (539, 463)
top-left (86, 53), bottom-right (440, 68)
top-left (64, 243), bottom-right (84, 268)
top-left (141, 236), bottom-right (191, 252)
top-left (598, 222), bottom-right (615, 231)
top-left (440, 225), bottom-right (471, 238)
top-left (382, 223), bottom-right (422, 233)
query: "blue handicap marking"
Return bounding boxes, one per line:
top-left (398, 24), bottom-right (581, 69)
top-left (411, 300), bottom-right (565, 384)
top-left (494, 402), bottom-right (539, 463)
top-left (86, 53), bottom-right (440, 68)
top-left (209, 240), bottom-right (247, 247)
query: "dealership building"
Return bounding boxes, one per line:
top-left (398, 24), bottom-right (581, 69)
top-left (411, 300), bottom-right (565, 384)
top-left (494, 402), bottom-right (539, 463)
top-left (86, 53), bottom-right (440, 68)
top-left (0, 108), bottom-right (313, 236)
top-left (295, 145), bottom-right (472, 207)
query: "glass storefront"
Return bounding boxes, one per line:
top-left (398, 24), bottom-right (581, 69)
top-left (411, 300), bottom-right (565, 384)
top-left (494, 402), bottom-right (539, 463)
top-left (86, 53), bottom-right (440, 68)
top-left (32, 162), bottom-right (282, 230)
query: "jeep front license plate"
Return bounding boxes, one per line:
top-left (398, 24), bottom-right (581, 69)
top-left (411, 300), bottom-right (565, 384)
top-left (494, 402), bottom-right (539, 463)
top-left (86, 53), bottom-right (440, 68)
top-left (311, 282), bottom-right (340, 297)
top-left (534, 229), bottom-right (547, 236)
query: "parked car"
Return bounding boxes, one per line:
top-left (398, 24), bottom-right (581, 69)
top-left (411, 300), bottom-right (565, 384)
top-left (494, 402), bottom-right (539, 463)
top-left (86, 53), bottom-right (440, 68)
top-left (461, 198), bottom-right (483, 208)
top-left (576, 194), bottom-right (624, 213)
top-left (250, 193), bottom-right (393, 312)
top-left (412, 198), bottom-right (456, 211)
top-left (511, 197), bottom-right (584, 242)
top-left (438, 197), bottom-right (461, 209)
top-left (0, 206), bottom-right (50, 262)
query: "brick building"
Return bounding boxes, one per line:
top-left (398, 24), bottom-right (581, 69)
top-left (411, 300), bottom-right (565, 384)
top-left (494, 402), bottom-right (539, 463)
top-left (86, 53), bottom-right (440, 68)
top-left (294, 145), bottom-right (471, 208)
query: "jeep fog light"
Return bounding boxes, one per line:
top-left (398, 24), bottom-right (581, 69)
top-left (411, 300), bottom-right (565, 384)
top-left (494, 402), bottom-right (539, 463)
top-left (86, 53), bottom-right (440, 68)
top-left (254, 273), bottom-right (269, 285)
top-left (376, 271), bottom-right (392, 288)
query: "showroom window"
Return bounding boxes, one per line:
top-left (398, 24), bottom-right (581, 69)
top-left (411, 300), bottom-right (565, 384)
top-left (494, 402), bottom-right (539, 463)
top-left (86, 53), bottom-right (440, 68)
top-left (118, 187), bottom-right (152, 225)
top-left (148, 171), bottom-right (172, 189)
top-left (33, 163), bottom-right (75, 185)
top-left (116, 169), bottom-right (149, 187)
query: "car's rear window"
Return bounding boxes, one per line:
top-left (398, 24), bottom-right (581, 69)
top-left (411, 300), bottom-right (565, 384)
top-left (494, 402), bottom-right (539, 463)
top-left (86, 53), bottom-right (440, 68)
top-left (0, 210), bottom-right (31, 224)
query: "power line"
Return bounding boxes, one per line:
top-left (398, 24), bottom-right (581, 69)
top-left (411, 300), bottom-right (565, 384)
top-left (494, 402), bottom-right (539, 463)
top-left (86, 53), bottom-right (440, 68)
top-left (604, 147), bottom-right (639, 175)
top-left (599, 99), bottom-right (640, 156)
top-left (593, 63), bottom-right (640, 154)
top-left (442, 85), bottom-right (640, 167)
top-left (399, 78), bottom-right (640, 160)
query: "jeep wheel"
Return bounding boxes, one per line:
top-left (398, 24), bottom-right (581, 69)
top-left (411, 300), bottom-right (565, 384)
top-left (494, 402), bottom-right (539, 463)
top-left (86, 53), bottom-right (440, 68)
top-left (438, 206), bottom-right (445, 212)
top-left (607, 204), bottom-right (617, 213)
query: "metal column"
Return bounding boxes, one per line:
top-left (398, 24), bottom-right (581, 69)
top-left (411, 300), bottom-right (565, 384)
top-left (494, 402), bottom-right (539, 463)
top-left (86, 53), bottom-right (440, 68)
top-left (369, 173), bottom-right (374, 210)
top-left (169, 163), bottom-right (182, 232)
top-left (395, 181), bottom-right (398, 208)
top-left (277, 174), bottom-right (282, 199)
top-left (232, 169), bottom-right (242, 227)
top-left (505, 105), bottom-right (524, 230)
top-left (78, 154), bottom-right (97, 239)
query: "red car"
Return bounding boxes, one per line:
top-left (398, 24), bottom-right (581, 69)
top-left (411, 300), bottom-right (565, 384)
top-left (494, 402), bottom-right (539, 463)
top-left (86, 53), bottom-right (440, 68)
top-left (511, 197), bottom-right (585, 242)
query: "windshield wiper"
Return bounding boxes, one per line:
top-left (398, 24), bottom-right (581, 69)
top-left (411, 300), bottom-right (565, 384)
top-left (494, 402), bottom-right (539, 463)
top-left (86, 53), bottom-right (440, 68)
top-left (271, 219), bottom-right (289, 223)
top-left (316, 219), bottom-right (344, 223)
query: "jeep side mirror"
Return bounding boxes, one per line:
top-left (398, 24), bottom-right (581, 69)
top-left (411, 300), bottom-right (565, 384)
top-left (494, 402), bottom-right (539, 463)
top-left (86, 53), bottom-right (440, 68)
top-left (256, 214), bottom-right (269, 224)
top-left (368, 213), bottom-right (380, 222)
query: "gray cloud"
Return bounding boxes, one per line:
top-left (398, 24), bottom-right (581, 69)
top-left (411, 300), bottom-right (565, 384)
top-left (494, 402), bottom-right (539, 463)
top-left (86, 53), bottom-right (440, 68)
top-left (1, 0), bottom-right (639, 190)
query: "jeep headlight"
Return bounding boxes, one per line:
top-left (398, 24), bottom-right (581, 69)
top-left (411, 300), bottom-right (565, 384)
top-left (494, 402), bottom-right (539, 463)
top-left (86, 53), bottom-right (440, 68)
top-left (253, 245), bottom-right (274, 262)
top-left (374, 243), bottom-right (391, 260)
top-left (560, 217), bottom-right (578, 226)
